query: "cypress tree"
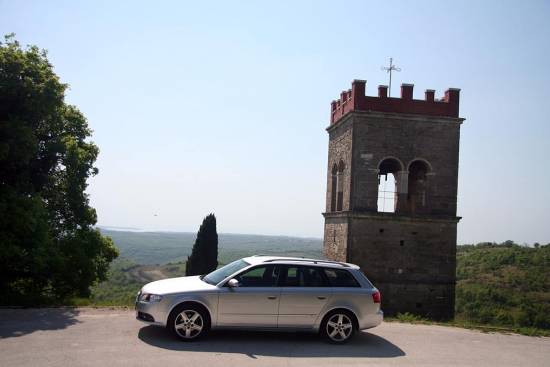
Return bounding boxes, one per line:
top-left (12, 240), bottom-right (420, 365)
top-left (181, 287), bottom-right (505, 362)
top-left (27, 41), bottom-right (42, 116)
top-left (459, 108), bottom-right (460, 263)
top-left (185, 214), bottom-right (218, 276)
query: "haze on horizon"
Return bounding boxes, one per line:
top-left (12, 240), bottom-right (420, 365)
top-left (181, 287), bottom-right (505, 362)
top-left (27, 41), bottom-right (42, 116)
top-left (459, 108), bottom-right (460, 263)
top-left (2, 1), bottom-right (549, 244)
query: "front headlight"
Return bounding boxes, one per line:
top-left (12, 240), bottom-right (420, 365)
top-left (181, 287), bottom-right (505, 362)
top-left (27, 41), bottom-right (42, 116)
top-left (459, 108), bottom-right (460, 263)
top-left (139, 293), bottom-right (163, 302)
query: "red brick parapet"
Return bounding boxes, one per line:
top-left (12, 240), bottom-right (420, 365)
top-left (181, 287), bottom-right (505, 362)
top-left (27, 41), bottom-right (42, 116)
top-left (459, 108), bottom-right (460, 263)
top-left (330, 80), bottom-right (460, 124)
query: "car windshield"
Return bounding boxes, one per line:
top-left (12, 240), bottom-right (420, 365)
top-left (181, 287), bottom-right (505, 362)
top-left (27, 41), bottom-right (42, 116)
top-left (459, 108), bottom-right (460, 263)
top-left (202, 259), bottom-right (250, 285)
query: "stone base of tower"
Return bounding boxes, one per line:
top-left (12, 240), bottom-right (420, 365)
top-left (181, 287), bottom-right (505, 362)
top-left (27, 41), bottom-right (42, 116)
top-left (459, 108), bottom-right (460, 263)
top-left (323, 212), bottom-right (460, 320)
top-left (375, 282), bottom-right (455, 320)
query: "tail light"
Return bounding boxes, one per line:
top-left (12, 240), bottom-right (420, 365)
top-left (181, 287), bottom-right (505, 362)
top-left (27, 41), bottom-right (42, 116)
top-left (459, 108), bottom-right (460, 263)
top-left (372, 290), bottom-right (381, 303)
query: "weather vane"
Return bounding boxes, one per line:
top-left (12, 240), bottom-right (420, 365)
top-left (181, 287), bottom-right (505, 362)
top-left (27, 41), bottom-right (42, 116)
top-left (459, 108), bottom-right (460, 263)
top-left (381, 57), bottom-right (401, 97)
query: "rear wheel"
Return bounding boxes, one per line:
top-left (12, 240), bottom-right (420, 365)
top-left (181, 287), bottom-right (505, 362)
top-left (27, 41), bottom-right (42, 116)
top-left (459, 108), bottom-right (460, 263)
top-left (168, 304), bottom-right (210, 341)
top-left (320, 310), bottom-right (356, 343)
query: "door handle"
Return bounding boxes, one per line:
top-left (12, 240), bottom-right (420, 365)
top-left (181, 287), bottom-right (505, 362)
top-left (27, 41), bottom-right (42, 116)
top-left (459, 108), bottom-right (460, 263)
top-left (267, 296), bottom-right (277, 300)
top-left (317, 296), bottom-right (327, 300)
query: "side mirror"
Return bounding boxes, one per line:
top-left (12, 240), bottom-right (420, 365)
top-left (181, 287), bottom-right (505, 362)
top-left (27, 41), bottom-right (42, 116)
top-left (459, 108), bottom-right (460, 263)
top-left (227, 278), bottom-right (239, 288)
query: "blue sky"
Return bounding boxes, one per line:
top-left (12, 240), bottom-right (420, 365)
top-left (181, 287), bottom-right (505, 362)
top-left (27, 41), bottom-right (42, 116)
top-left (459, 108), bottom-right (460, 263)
top-left (2, 0), bottom-right (549, 244)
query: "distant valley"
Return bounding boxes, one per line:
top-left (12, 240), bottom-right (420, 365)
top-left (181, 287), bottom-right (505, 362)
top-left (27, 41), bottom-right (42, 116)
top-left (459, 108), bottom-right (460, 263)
top-left (91, 229), bottom-right (323, 305)
top-left (100, 228), bottom-right (323, 265)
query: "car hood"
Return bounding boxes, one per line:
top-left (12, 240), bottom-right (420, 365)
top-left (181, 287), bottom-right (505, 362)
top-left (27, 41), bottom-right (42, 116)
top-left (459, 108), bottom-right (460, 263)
top-left (141, 275), bottom-right (216, 295)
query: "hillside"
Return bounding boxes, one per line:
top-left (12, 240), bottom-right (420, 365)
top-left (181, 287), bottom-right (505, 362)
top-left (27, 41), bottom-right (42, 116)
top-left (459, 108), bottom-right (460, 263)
top-left (90, 259), bottom-right (186, 305)
top-left (100, 228), bottom-right (323, 265)
top-left (455, 242), bottom-right (550, 330)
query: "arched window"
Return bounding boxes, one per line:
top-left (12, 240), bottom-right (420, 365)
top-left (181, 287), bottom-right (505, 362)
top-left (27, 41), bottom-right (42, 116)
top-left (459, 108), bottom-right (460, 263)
top-left (330, 164), bottom-right (338, 212)
top-left (377, 158), bottom-right (403, 213)
top-left (408, 160), bottom-right (431, 213)
top-left (336, 160), bottom-right (345, 211)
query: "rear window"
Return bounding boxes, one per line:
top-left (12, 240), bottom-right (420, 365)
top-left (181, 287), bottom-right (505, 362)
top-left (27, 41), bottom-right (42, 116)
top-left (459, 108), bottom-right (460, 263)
top-left (323, 268), bottom-right (360, 287)
top-left (358, 271), bottom-right (374, 287)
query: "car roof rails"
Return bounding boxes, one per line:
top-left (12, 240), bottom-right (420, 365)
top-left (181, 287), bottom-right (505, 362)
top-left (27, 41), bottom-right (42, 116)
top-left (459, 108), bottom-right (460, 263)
top-left (250, 254), bottom-right (288, 257)
top-left (262, 258), bottom-right (350, 268)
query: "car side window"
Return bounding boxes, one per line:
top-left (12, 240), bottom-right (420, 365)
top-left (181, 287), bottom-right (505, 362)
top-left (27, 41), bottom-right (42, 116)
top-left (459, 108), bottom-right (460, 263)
top-left (234, 265), bottom-right (279, 287)
top-left (282, 266), bottom-right (330, 287)
top-left (323, 268), bottom-right (360, 287)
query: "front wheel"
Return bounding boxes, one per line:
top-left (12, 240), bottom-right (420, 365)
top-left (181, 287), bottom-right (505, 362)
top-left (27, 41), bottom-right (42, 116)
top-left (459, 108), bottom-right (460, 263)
top-left (320, 310), bottom-right (356, 343)
top-left (168, 304), bottom-right (210, 341)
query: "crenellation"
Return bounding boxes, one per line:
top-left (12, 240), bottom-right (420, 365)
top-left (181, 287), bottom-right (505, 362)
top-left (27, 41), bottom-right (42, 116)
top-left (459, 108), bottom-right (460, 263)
top-left (330, 80), bottom-right (461, 124)
top-left (378, 85), bottom-right (388, 98)
top-left (425, 89), bottom-right (435, 102)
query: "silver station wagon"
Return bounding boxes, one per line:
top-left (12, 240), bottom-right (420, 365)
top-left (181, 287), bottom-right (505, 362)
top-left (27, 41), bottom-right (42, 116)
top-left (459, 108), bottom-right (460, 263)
top-left (135, 256), bottom-right (383, 343)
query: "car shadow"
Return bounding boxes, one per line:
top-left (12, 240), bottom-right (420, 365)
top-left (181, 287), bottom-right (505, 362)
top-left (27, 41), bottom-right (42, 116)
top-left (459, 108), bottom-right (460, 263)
top-left (138, 326), bottom-right (405, 358)
top-left (0, 308), bottom-right (81, 338)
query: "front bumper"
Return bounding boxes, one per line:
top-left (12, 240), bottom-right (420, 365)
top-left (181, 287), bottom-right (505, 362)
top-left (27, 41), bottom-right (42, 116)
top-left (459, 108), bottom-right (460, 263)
top-left (136, 311), bottom-right (155, 322)
top-left (135, 294), bottom-right (167, 326)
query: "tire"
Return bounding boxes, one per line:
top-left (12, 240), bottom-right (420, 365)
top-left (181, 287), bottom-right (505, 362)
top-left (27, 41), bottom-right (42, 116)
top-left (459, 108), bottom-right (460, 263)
top-left (168, 303), bottom-right (210, 341)
top-left (320, 309), bottom-right (356, 344)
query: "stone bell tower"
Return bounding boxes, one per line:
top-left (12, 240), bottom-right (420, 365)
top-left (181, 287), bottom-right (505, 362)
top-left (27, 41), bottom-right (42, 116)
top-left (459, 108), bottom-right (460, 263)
top-left (323, 80), bottom-right (463, 320)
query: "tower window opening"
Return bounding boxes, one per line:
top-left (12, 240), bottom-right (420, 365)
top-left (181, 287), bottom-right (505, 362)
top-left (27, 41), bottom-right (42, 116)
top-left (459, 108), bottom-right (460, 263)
top-left (378, 173), bottom-right (397, 212)
top-left (336, 160), bottom-right (345, 211)
top-left (330, 164), bottom-right (338, 212)
top-left (377, 158), bottom-right (402, 213)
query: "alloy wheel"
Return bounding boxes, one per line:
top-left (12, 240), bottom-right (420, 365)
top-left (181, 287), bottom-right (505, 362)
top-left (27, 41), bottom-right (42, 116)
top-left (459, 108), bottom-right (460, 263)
top-left (174, 310), bottom-right (204, 339)
top-left (326, 313), bottom-right (353, 342)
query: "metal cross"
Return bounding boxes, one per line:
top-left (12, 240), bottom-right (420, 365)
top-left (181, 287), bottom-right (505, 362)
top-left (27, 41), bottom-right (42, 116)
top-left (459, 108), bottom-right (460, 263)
top-left (381, 57), bottom-right (401, 97)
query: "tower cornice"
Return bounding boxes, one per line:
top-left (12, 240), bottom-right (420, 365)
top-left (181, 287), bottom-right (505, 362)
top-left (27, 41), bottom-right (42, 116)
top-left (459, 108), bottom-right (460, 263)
top-left (326, 110), bottom-right (465, 133)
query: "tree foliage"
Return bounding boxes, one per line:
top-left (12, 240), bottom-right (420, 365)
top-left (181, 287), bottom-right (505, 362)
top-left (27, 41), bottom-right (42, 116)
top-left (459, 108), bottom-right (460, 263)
top-left (0, 34), bottom-right (118, 304)
top-left (185, 214), bottom-right (218, 276)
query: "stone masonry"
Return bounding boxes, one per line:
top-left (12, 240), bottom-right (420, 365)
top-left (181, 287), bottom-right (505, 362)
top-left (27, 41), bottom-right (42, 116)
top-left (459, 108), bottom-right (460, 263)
top-left (323, 80), bottom-right (464, 320)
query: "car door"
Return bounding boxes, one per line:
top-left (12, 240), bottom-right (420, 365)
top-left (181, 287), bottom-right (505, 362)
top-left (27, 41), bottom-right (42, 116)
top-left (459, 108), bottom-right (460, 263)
top-left (278, 265), bottom-right (332, 328)
top-left (217, 264), bottom-right (281, 327)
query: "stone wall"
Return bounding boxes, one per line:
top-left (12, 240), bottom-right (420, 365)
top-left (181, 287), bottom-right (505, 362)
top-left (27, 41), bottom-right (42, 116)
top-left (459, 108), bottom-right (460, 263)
top-left (323, 215), bottom-right (349, 263)
top-left (348, 214), bottom-right (457, 319)
top-left (325, 119), bottom-right (353, 212)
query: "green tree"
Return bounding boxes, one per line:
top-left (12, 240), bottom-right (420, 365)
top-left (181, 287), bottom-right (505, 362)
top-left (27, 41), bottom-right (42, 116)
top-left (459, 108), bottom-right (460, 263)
top-left (185, 214), bottom-right (218, 276)
top-left (0, 34), bottom-right (118, 304)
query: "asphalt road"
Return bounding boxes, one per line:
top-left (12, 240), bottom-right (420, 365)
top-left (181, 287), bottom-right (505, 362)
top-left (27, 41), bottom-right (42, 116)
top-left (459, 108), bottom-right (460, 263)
top-left (0, 308), bottom-right (549, 367)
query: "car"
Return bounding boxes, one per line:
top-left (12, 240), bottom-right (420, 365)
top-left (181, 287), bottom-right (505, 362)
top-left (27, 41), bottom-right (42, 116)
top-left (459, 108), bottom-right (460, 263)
top-left (135, 255), bottom-right (383, 343)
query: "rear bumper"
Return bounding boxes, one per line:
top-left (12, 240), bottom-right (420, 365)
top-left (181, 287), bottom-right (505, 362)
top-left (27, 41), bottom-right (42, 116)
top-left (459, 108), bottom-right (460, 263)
top-left (358, 309), bottom-right (383, 330)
